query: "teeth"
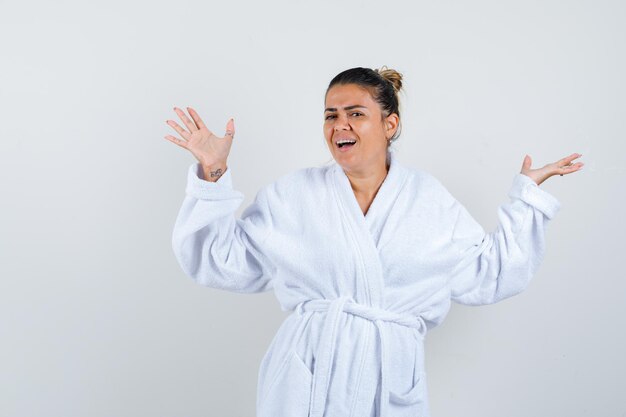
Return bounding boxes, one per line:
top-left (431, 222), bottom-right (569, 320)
top-left (337, 140), bottom-right (356, 145)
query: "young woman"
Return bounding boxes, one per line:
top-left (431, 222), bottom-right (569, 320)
top-left (165, 66), bottom-right (583, 417)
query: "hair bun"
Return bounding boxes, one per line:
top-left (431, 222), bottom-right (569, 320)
top-left (375, 65), bottom-right (403, 93)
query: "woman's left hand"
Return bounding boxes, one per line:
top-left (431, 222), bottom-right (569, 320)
top-left (520, 153), bottom-right (584, 186)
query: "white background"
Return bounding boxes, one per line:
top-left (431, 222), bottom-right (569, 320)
top-left (1, 0), bottom-right (624, 416)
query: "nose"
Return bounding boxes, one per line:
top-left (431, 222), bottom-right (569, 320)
top-left (333, 113), bottom-right (350, 131)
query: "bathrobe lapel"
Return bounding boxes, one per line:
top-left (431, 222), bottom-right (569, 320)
top-left (330, 150), bottom-right (409, 309)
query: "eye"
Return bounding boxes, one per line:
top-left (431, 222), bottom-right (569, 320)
top-left (351, 112), bottom-right (363, 117)
top-left (325, 114), bottom-right (336, 120)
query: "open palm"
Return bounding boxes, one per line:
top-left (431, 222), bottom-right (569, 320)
top-left (164, 106), bottom-right (235, 167)
top-left (521, 153), bottom-right (584, 186)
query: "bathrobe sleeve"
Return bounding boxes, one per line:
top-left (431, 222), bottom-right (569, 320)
top-left (447, 173), bottom-right (561, 306)
top-left (171, 162), bottom-right (275, 294)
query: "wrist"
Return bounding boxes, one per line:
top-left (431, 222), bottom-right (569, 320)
top-left (201, 162), bottom-right (227, 182)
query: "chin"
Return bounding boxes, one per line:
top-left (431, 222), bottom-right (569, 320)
top-left (334, 154), bottom-right (359, 170)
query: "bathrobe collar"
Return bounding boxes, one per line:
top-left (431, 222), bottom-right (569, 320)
top-left (329, 148), bottom-right (409, 308)
top-left (331, 148), bottom-right (407, 223)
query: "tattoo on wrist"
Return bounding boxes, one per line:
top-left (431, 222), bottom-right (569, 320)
top-left (209, 168), bottom-right (223, 178)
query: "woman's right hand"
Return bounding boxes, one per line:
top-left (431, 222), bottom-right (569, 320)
top-left (165, 106), bottom-right (235, 168)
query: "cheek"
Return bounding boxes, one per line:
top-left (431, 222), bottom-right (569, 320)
top-left (323, 125), bottom-right (332, 140)
top-left (357, 122), bottom-right (378, 138)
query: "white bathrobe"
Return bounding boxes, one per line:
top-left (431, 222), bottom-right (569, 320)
top-left (171, 149), bottom-right (561, 417)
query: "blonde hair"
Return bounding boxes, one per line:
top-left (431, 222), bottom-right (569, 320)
top-left (375, 65), bottom-right (403, 95)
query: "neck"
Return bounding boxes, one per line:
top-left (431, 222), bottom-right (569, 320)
top-left (344, 153), bottom-right (390, 198)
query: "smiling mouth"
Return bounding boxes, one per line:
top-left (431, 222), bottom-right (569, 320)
top-left (336, 140), bottom-right (356, 148)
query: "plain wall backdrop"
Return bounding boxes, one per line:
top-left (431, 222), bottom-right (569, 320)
top-left (1, 0), bottom-right (624, 416)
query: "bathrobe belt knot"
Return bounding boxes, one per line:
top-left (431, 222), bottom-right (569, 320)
top-left (294, 296), bottom-right (428, 417)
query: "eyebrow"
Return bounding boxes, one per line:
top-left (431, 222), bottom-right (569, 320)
top-left (324, 105), bottom-right (367, 113)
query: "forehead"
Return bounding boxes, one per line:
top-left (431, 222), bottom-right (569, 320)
top-left (324, 84), bottom-right (376, 108)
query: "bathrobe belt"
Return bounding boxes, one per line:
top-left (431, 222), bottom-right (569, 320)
top-left (294, 296), bottom-right (428, 417)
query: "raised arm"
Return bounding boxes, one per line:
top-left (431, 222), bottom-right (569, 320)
top-left (171, 163), bottom-right (275, 293)
top-left (446, 153), bottom-right (583, 305)
top-left (166, 107), bottom-right (275, 293)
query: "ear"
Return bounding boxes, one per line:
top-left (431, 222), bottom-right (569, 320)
top-left (384, 113), bottom-right (400, 139)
